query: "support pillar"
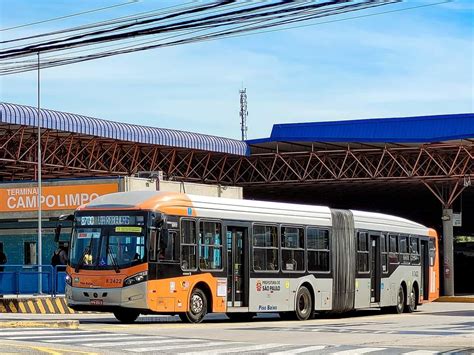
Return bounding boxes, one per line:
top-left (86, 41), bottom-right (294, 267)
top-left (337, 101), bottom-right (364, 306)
top-left (442, 208), bottom-right (454, 296)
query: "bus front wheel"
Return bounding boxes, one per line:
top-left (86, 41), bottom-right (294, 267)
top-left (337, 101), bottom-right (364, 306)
top-left (113, 309), bottom-right (140, 323)
top-left (179, 288), bottom-right (207, 323)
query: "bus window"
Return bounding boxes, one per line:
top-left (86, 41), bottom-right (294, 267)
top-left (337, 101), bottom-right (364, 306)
top-left (199, 221), bottom-right (223, 270)
top-left (388, 234), bottom-right (399, 264)
top-left (410, 236), bottom-right (420, 265)
top-left (181, 219), bottom-right (197, 270)
top-left (357, 232), bottom-right (369, 273)
top-left (149, 229), bottom-right (157, 261)
top-left (253, 225), bottom-right (278, 271)
top-left (381, 234), bottom-right (388, 273)
top-left (307, 228), bottom-right (330, 272)
top-left (281, 226), bottom-right (304, 272)
top-left (429, 238), bottom-right (436, 266)
top-left (159, 230), bottom-right (178, 262)
top-left (399, 235), bottom-right (410, 264)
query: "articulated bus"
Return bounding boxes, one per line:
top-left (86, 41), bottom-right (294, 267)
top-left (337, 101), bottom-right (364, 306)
top-left (64, 191), bottom-right (439, 323)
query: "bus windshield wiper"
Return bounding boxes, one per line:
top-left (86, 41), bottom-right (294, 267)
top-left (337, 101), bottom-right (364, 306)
top-left (75, 247), bottom-right (89, 273)
top-left (108, 246), bottom-right (120, 273)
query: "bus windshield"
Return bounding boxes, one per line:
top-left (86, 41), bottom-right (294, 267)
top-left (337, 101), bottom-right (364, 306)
top-left (70, 213), bottom-right (147, 270)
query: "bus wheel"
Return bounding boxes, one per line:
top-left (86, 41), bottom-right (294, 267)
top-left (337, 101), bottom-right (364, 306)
top-left (392, 285), bottom-right (405, 314)
top-left (113, 309), bottom-right (140, 323)
top-left (180, 288), bottom-right (207, 323)
top-left (295, 286), bottom-right (313, 321)
top-left (405, 286), bottom-right (417, 313)
top-left (226, 312), bottom-right (255, 322)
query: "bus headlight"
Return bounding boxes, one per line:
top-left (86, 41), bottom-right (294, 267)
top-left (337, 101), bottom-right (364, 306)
top-left (65, 274), bottom-right (72, 286)
top-left (123, 271), bottom-right (148, 287)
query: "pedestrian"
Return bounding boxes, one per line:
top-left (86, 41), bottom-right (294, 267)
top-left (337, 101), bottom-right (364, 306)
top-left (0, 250), bottom-right (7, 272)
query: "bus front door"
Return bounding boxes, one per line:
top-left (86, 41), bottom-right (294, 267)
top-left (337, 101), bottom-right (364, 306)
top-left (226, 226), bottom-right (248, 307)
top-left (370, 234), bottom-right (381, 303)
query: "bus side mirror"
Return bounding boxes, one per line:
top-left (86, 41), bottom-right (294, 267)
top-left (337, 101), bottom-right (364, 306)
top-left (59, 214), bottom-right (74, 221)
top-left (54, 224), bottom-right (62, 243)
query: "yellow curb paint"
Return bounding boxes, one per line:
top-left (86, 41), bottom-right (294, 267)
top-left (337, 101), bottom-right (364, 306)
top-left (45, 298), bottom-right (55, 313)
top-left (36, 299), bottom-right (47, 314)
top-left (8, 300), bottom-right (18, 313)
top-left (27, 300), bottom-right (36, 313)
top-left (18, 301), bottom-right (27, 313)
top-left (55, 298), bottom-right (66, 314)
top-left (0, 302), bottom-right (7, 313)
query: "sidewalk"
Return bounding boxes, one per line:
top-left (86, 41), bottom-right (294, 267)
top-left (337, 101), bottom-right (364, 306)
top-left (435, 294), bottom-right (474, 303)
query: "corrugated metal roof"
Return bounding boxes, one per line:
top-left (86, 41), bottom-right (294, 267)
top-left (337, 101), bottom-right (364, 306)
top-left (247, 113), bottom-right (474, 144)
top-left (0, 102), bottom-right (249, 156)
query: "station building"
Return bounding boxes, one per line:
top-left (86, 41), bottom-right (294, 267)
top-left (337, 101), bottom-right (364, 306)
top-left (0, 102), bottom-right (472, 293)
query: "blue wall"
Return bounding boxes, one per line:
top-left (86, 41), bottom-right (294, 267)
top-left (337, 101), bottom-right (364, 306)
top-left (0, 233), bottom-right (69, 265)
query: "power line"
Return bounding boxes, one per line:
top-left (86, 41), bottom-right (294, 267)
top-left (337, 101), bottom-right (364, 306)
top-left (1, 0), bottom-right (413, 75)
top-left (0, 0), bottom-right (140, 32)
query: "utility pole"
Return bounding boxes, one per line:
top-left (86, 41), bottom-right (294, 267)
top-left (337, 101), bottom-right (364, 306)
top-left (37, 52), bottom-right (43, 294)
top-left (239, 88), bottom-right (248, 141)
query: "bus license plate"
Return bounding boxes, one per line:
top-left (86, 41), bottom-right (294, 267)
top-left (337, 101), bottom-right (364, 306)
top-left (90, 299), bottom-right (103, 305)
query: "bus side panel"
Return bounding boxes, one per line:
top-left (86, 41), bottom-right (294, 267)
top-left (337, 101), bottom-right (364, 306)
top-left (147, 273), bottom-right (227, 314)
top-left (379, 265), bottom-right (421, 308)
top-left (354, 278), bottom-right (370, 308)
top-left (428, 229), bottom-right (440, 301)
top-left (248, 275), bottom-right (333, 313)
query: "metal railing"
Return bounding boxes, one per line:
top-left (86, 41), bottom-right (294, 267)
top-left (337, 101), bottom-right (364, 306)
top-left (0, 265), bottom-right (66, 296)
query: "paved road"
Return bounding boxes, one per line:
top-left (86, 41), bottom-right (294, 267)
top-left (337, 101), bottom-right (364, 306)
top-left (0, 302), bottom-right (472, 354)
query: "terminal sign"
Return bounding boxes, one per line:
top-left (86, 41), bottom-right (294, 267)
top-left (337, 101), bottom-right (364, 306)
top-left (0, 183), bottom-right (118, 212)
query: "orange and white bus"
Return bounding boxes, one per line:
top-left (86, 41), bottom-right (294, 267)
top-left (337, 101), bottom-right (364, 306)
top-left (65, 191), bottom-right (439, 323)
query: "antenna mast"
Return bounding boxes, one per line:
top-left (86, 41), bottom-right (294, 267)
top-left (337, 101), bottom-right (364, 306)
top-left (239, 88), bottom-right (248, 141)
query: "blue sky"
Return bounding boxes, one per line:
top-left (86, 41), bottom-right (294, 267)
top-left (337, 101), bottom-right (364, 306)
top-left (1, 0), bottom-right (473, 140)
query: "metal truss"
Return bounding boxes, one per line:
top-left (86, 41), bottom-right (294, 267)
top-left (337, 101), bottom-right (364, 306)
top-left (1, 124), bottom-right (473, 206)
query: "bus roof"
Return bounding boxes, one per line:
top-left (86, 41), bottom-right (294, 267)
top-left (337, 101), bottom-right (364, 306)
top-left (80, 191), bottom-right (429, 235)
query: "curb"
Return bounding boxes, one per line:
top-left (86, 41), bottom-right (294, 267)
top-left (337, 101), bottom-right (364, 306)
top-left (0, 297), bottom-right (76, 314)
top-left (0, 320), bottom-right (79, 329)
top-left (435, 296), bottom-right (474, 303)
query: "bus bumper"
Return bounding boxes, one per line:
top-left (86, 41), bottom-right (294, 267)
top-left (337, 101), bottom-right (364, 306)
top-left (65, 282), bottom-right (148, 311)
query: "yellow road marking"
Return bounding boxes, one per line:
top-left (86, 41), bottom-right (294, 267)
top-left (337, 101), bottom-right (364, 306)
top-left (36, 299), bottom-right (47, 314)
top-left (55, 298), bottom-right (66, 314)
top-left (45, 298), bottom-right (55, 313)
top-left (0, 302), bottom-right (7, 313)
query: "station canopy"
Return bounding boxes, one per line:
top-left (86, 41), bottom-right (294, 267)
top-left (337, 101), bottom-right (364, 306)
top-left (247, 113), bottom-right (474, 152)
top-left (0, 102), bottom-right (248, 156)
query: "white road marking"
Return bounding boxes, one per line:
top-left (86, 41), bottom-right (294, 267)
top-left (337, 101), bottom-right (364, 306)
top-left (129, 341), bottom-right (230, 353)
top-left (270, 345), bottom-right (327, 354)
top-left (332, 347), bottom-right (385, 354)
top-left (402, 351), bottom-right (439, 354)
top-left (0, 330), bottom-right (93, 336)
top-left (44, 335), bottom-right (130, 343)
top-left (85, 338), bottom-right (194, 348)
top-left (187, 343), bottom-right (288, 354)
top-left (7, 333), bottom-right (129, 340)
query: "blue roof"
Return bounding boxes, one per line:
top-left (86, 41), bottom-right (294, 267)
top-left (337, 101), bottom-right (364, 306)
top-left (248, 113), bottom-right (474, 144)
top-left (0, 102), bottom-right (249, 156)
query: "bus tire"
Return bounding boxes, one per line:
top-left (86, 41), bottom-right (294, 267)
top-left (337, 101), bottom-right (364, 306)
top-left (113, 309), bottom-right (140, 323)
top-left (392, 284), bottom-right (405, 314)
top-left (295, 286), bottom-right (313, 321)
top-left (226, 312), bottom-right (255, 322)
top-left (405, 285), bottom-right (417, 313)
top-left (180, 288), bottom-right (207, 323)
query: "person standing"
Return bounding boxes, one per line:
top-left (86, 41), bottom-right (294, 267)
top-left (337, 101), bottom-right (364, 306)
top-left (0, 250), bottom-right (6, 272)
